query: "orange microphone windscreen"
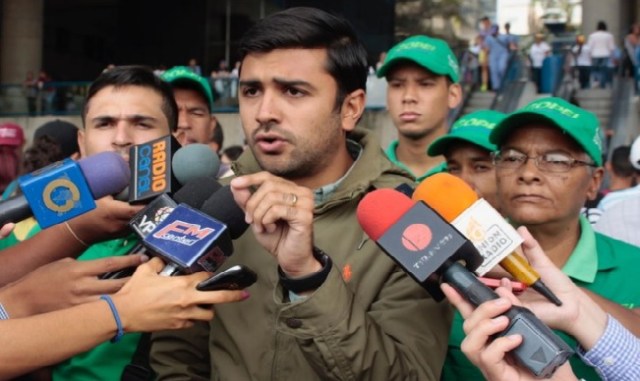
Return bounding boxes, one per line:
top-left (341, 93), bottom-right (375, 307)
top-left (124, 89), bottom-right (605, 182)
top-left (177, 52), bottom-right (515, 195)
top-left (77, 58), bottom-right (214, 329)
top-left (412, 173), bottom-right (478, 222)
top-left (356, 188), bottom-right (414, 241)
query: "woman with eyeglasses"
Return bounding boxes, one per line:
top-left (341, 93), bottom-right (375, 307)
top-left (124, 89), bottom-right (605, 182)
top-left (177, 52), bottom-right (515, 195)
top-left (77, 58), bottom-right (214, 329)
top-left (441, 97), bottom-right (640, 381)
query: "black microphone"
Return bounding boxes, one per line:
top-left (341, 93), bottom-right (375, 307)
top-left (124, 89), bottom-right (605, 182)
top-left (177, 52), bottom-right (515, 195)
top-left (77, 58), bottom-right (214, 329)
top-left (116, 138), bottom-right (221, 202)
top-left (356, 188), bottom-right (574, 379)
top-left (0, 152), bottom-right (129, 228)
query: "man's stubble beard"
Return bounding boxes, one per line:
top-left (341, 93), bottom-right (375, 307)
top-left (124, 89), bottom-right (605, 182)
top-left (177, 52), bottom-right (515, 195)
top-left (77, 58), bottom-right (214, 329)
top-left (251, 114), bottom-right (343, 180)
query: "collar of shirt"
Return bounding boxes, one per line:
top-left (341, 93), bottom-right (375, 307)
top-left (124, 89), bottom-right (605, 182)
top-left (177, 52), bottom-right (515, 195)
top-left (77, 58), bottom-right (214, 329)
top-left (385, 140), bottom-right (444, 182)
top-left (313, 139), bottom-right (362, 206)
top-left (562, 215), bottom-right (599, 283)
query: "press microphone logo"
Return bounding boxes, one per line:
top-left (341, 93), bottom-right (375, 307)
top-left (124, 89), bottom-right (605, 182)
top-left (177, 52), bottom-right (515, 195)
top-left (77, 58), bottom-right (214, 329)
top-left (402, 224), bottom-right (432, 251)
top-left (465, 218), bottom-right (485, 242)
top-left (137, 206), bottom-right (174, 235)
top-left (42, 177), bottom-right (81, 213)
top-left (152, 220), bottom-right (215, 246)
top-left (19, 158), bottom-right (96, 228)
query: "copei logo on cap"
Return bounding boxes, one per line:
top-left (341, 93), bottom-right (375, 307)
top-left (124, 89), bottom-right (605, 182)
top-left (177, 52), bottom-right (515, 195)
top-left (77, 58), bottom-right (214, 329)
top-left (454, 117), bottom-right (496, 130)
top-left (526, 101), bottom-right (580, 119)
top-left (396, 41), bottom-right (437, 53)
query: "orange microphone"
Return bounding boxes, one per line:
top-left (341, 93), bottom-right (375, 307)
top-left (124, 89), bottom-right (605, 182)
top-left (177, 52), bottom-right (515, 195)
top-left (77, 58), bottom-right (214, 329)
top-left (412, 173), bottom-right (562, 306)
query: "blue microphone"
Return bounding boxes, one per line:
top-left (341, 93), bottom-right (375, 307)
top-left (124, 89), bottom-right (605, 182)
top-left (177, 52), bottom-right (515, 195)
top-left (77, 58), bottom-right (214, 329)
top-left (143, 204), bottom-right (233, 275)
top-left (0, 152), bottom-right (129, 228)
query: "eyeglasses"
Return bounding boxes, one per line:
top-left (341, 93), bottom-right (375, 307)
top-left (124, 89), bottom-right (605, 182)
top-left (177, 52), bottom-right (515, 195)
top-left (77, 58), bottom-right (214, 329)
top-left (491, 149), bottom-right (597, 173)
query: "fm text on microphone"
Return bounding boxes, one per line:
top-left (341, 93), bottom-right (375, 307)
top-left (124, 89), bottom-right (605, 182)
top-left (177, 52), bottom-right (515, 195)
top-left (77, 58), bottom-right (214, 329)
top-left (100, 177), bottom-right (222, 280)
top-left (0, 151), bottom-right (129, 228)
top-left (141, 185), bottom-right (248, 276)
top-left (413, 173), bottom-right (562, 306)
top-left (356, 189), bottom-right (573, 378)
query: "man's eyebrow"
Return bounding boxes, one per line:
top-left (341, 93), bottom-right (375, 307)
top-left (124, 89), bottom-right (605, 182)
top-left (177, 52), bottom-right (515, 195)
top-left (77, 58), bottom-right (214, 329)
top-left (272, 77), bottom-right (314, 89)
top-left (238, 78), bottom-right (316, 90)
top-left (90, 115), bottom-right (159, 124)
top-left (238, 79), bottom-right (261, 87)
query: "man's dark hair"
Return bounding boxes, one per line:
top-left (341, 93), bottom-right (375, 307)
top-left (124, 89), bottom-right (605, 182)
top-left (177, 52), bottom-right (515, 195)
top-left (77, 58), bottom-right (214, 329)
top-left (83, 66), bottom-right (178, 131)
top-left (222, 145), bottom-right (244, 162)
top-left (210, 120), bottom-right (224, 149)
top-left (170, 80), bottom-right (212, 113)
top-left (597, 21), bottom-right (607, 31)
top-left (22, 135), bottom-right (65, 174)
top-left (610, 145), bottom-right (635, 177)
top-left (238, 7), bottom-right (368, 109)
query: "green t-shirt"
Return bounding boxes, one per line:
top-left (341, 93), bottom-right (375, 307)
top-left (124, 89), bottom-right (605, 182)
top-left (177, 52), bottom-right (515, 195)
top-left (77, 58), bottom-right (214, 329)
top-left (0, 220), bottom-right (141, 380)
top-left (385, 140), bottom-right (446, 182)
top-left (441, 216), bottom-right (640, 381)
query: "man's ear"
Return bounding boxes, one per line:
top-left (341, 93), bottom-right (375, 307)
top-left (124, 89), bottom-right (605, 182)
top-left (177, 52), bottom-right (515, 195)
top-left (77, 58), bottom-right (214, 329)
top-left (77, 129), bottom-right (86, 158)
top-left (586, 167), bottom-right (605, 200)
top-left (341, 89), bottom-right (365, 132)
top-left (447, 83), bottom-right (463, 109)
top-left (209, 115), bottom-right (218, 136)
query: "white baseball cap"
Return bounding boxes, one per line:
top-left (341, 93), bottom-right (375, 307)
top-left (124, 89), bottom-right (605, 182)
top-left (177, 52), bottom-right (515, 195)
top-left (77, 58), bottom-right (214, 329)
top-left (630, 135), bottom-right (640, 170)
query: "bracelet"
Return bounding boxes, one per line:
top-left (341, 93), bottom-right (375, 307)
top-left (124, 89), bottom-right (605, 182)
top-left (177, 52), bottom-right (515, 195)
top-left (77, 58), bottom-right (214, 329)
top-left (278, 247), bottom-right (332, 294)
top-left (100, 295), bottom-right (124, 343)
top-left (64, 221), bottom-right (88, 247)
top-left (0, 302), bottom-right (9, 320)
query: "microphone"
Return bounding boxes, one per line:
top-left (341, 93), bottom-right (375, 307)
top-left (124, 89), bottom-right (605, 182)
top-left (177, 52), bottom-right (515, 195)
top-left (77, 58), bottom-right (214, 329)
top-left (171, 143), bottom-right (221, 185)
top-left (412, 173), bottom-right (562, 306)
top-left (129, 177), bottom-right (223, 240)
top-left (357, 189), bottom-right (573, 378)
top-left (142, 185), bottom-right (248, 276)
top-left (125, 134), bottom-right (181, 203)
top-left (116, 138), bottom-right (221, 202)
top-left (0, 152), bottom-right (129, 228)
top-left (199, 186), bottom-right (249, 240)
top-left (100, 177), bottom-right (223, 280)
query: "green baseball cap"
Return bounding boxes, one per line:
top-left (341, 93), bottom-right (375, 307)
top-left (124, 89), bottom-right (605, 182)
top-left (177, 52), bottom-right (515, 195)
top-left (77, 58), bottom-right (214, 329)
top-left (376, 35), bottom-right (459, 83)
top-left (162, 66), bottom-right (214, 111)
top-left (490, 97), bottom-right (603, 166)
top-left (428, 110), bottom-right (506, 156)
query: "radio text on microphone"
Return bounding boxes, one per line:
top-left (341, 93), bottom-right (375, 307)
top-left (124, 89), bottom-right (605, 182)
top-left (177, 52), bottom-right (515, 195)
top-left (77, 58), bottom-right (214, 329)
top-left (137, 140), bottom-right (168, 194)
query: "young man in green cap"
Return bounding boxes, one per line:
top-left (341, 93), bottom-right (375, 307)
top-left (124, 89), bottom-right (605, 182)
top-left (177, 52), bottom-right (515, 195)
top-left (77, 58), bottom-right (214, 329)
top-left (377, 35), bottom-right (462, 182)
top-left (427, 109), bottom-right (505, 210)
top-left (162, 66), bottom-right (219, 147)
top-left (441, 97), bottom-right (640, 381)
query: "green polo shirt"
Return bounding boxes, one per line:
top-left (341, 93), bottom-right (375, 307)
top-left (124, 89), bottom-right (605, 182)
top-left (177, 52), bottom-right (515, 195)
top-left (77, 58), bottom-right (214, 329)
top-left (441, 216), bottom-right (640, 381)
top-left (385, 140), bottom-right (446, 182)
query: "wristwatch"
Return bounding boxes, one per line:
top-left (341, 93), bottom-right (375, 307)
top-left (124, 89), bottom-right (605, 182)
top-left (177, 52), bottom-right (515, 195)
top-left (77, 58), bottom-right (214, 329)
top-left (278, 247), bottom-right (332, 294)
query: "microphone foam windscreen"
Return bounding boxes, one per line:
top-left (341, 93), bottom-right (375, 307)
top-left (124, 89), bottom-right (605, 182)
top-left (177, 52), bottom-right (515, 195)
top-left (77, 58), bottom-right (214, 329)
top-left (200, 186), bottom-right (248, 239)
top-left (412, 173), bottom-right (478, 222)
top-left (172, 144), bottom-right (221, 185)
top-left (78, 152), bottom-right (130, 198)
top-left (356, 188), bottom-right (414, 241)
top-left (174, 177), bottom-right (222, 209)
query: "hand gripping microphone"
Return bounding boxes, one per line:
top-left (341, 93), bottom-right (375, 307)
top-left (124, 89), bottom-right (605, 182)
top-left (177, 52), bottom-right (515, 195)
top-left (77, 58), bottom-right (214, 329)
top-left (413, 173), bottom-right (562, 306)
top-left (357, 189), bottom-right (573, 378)
top-left (0, 152), bottom-right (129, 228)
